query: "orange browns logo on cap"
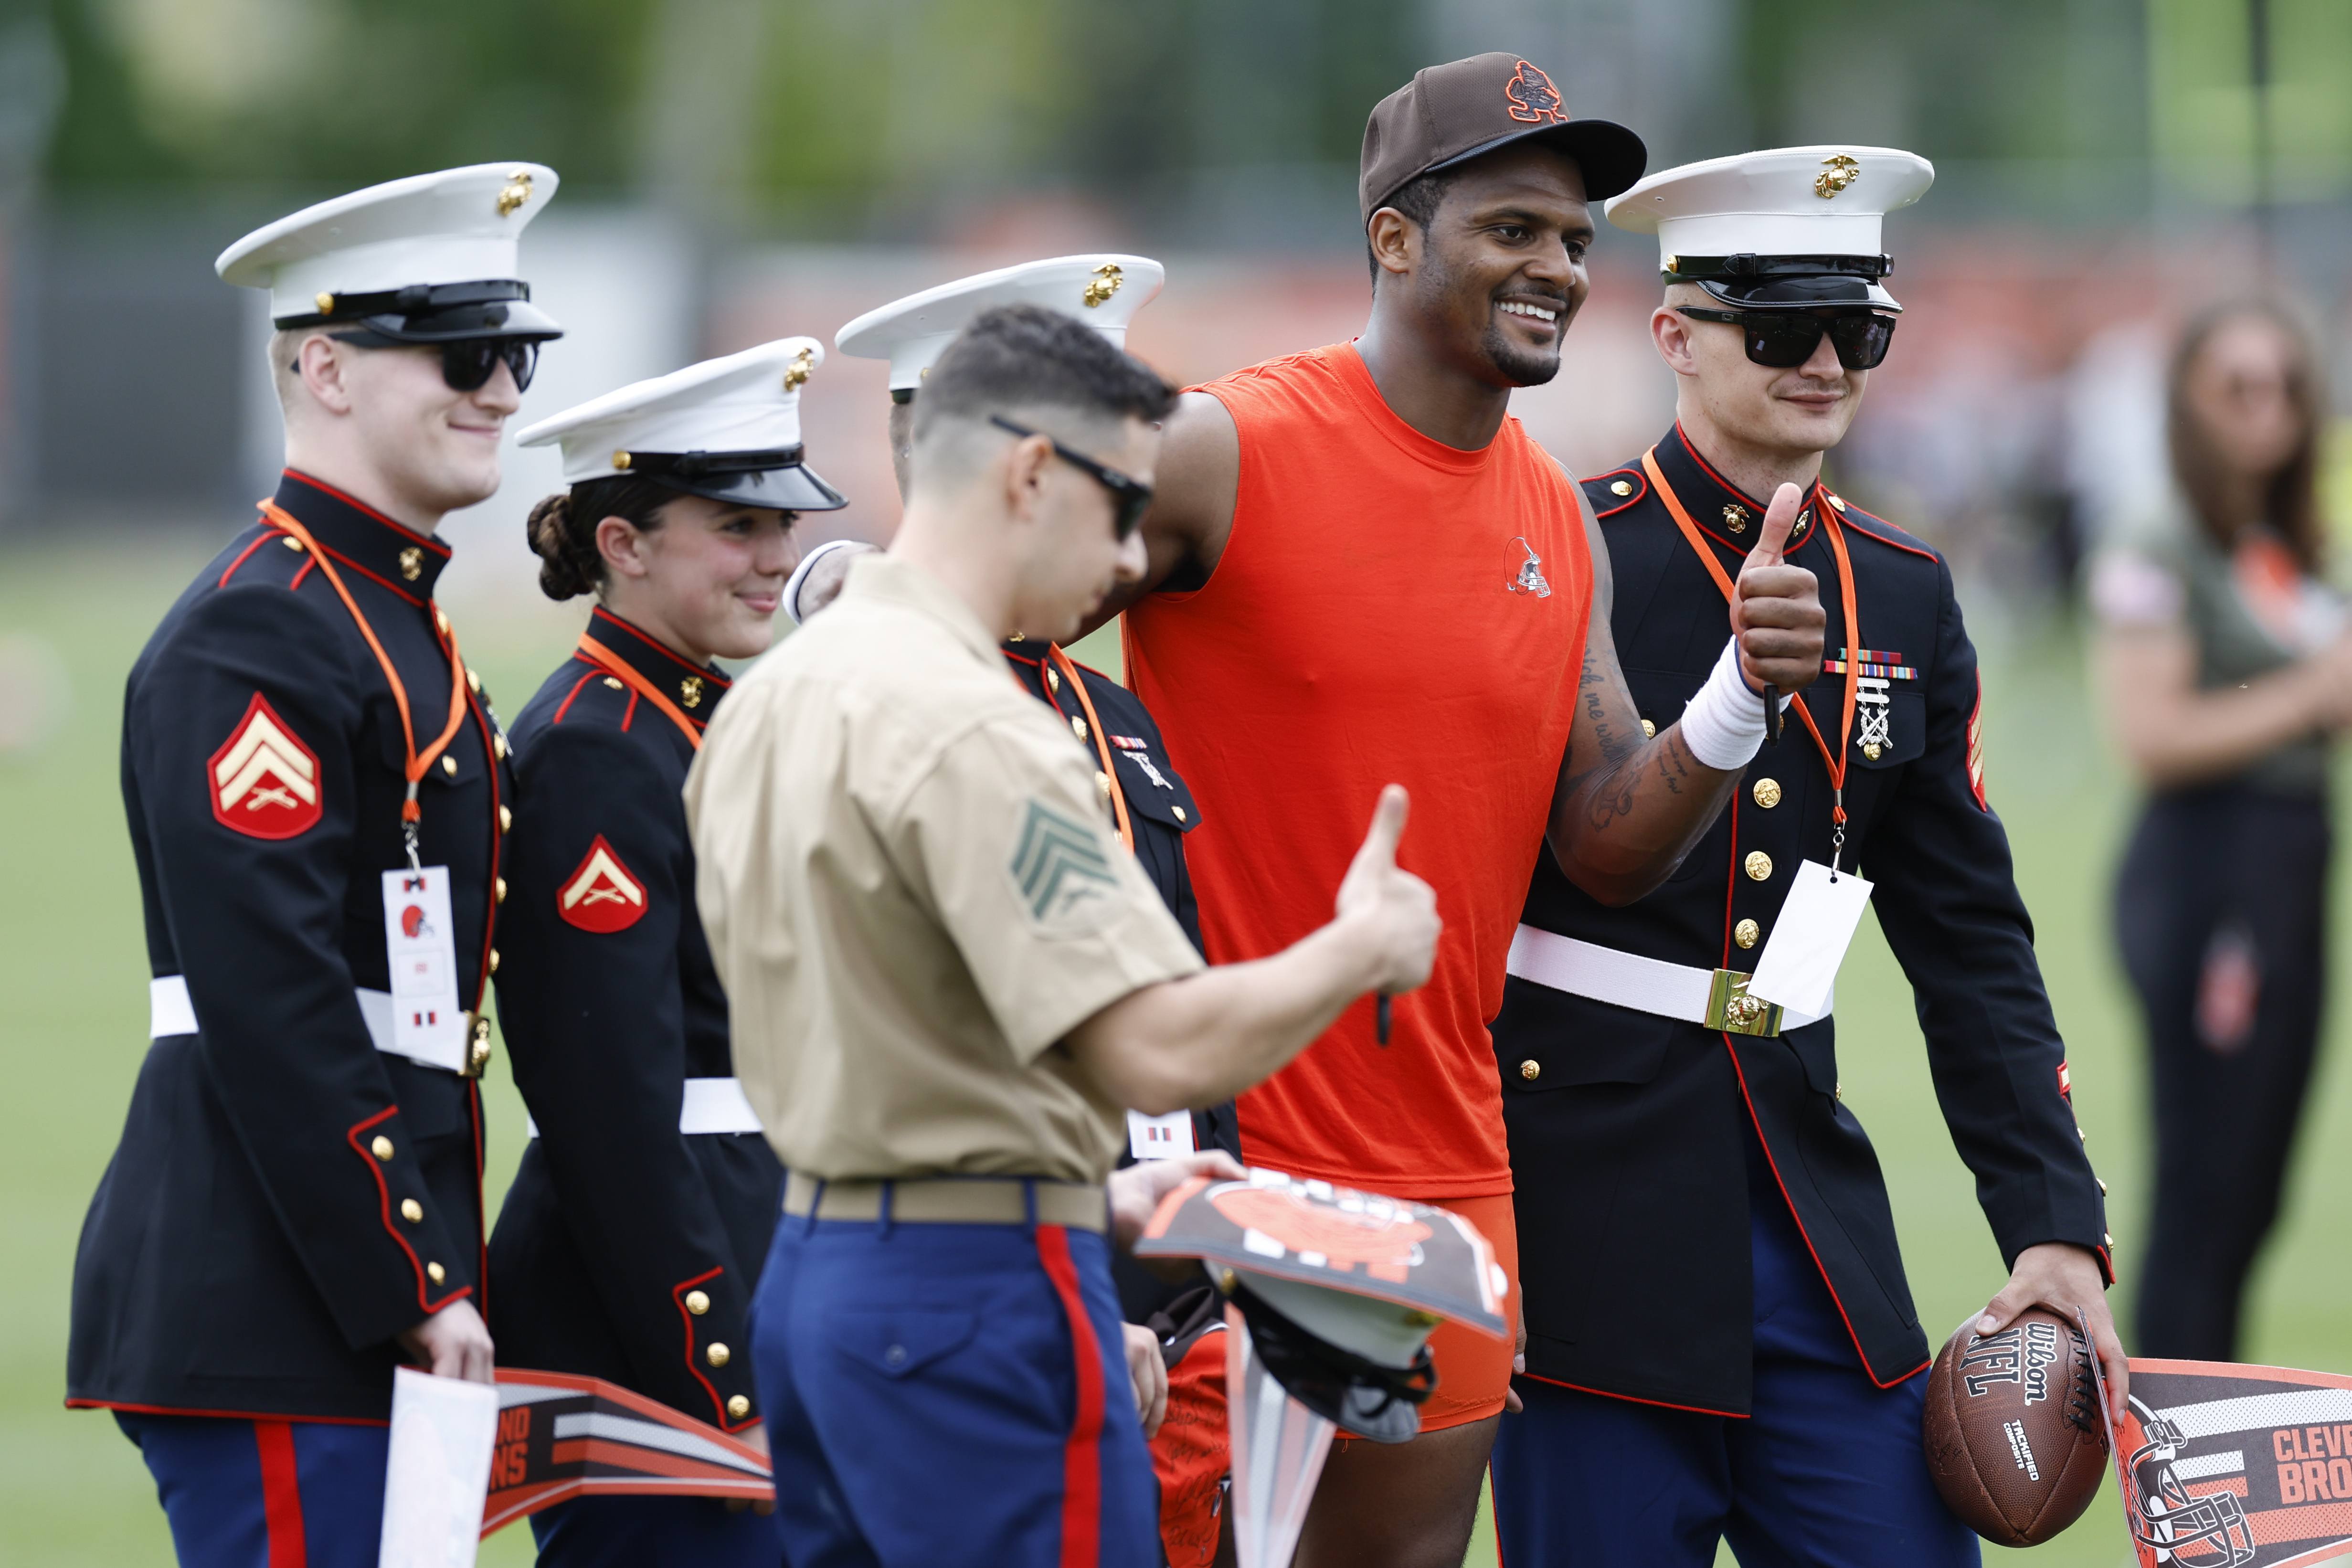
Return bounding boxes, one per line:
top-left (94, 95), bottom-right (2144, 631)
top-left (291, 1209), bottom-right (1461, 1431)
top-left (209, 692), bottom-right (323, 839)
top-left (1209, 1186), bottom-right (1434, 1284)
top-left (1504, 59), bottom-right (1568, 125)
top-left (558, 834), bottom-right (647, 933)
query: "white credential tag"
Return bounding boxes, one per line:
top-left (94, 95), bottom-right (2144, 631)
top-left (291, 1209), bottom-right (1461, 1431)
top-left (1746, 860), bottom-right (1874, 1020)
top-left (381, 867), bottom-right (467, 1072)
top-left (1128, 1109), bottom-right (1197, 1161)
top-left (378, 1364), bottom-right (498, 1568)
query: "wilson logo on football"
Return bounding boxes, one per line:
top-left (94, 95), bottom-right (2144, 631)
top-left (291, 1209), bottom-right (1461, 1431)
top-left (208, 693), bottom-right (322, 839)
top-left (559, 836), bottom-right (646, 933)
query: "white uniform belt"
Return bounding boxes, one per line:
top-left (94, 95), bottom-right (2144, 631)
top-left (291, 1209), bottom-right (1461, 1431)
top-left (1504, 925), bottom-right (1826, 1038)
top-left (524, 1078), bottom-right (763, 1139)
top-left (148, 975), bottom-right (469, 1074)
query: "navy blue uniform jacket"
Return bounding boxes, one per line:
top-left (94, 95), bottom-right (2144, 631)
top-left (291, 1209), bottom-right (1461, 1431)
top-left (1499, 426), bottom-right (2109, 1416)
top-left (70, 472), bottom-right (511, 1423)
top-left (489, 607), bottom-right (777, 1433)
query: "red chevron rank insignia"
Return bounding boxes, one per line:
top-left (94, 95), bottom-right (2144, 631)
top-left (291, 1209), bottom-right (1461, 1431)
top-left (559, 836), bottom-right (646, 933)
top-left (209, 693), bottom-right (322, 839)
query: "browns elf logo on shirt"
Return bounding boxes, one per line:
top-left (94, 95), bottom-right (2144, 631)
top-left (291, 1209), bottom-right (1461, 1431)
top-left (208, 693), bottom-right (322, 839)
top-left (559, 835), bottom-right (647, 933)
top-left (1504, 60), bottom-right (1567, 125)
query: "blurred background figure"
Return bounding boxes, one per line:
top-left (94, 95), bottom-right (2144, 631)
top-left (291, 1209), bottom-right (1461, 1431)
top-left (2092, 301), bottom-right (2352, 1362)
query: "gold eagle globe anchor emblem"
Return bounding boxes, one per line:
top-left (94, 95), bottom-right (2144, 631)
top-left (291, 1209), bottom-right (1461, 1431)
top-left (1814, 154), bottom-right (1861, 200)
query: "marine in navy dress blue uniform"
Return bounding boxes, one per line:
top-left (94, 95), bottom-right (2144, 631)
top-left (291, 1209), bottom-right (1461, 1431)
top-left (67, 163), bottom-right (557, 1568)
top-left (491, 336), bottom-right (851, 1566)
top-left (1488, 148), bottom-right (2116, 1567)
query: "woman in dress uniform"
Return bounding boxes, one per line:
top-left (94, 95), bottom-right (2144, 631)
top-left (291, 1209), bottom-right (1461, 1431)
top-left (488, 338), bottom-right (846, 1567)
top-left (2093, 301), bottom-right (2352, 1361)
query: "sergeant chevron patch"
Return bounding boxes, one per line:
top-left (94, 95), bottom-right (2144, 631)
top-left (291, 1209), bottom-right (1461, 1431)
top-left (208, 692), bottom-right (322, 839)
top-left (1007, 797), bottom-right (1120, 934)
top-left (559, 836), bottom-right (647, 933)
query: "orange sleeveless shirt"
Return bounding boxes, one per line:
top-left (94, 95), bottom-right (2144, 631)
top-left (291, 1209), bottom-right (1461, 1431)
top-left (1123, 343), bottom-right (1591, 1197)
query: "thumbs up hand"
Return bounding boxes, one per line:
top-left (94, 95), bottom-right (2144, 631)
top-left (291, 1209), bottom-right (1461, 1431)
top-left (1732, 482), bottom-right (1827, 697)
top-left (1335, 784), bottom-right (1441, 997)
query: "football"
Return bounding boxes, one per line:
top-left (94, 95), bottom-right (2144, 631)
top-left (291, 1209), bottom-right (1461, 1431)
top-left (1922, 1306), bottom-right (2108, 1546)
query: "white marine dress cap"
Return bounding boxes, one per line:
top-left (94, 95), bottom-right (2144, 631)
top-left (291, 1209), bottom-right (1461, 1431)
top-left (217, 162), bottom-right (564, 340)
top-left (835, 254), bottom-right (1165, 396)
top-left (1606, 146), bottom-right (1934, 312)
top-left (516, 338), bottom-right (847, 513)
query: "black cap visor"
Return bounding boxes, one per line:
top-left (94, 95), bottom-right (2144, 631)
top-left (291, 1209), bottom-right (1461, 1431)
top-left (626, 449), bottom-right (849, 513)
top-left (1673, 254), bottom-right (1901, 314)
top-left (1400, 117), bottom-right (1648, 211)
top-left (275, 279), bottom-right (564, 342)
top-left (1227, 1279), bottom-right (1435, 1446)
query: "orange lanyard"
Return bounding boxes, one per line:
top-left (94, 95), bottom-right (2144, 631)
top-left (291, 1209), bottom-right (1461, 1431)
top-left (575, 631), bottom-right (707, 752)
top-left (261, 500), bottom-right (468, 863)
top-left (1637, 450), bottom-right (1863, 853)
top-left (1047, 645), bottom-right (1134, 854)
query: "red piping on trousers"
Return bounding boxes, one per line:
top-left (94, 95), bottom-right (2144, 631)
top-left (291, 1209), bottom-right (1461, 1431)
top-left (255, 1419), bottom-right (308, 1568)
top-left (1037, 1225), bottom-right (1105, 1568)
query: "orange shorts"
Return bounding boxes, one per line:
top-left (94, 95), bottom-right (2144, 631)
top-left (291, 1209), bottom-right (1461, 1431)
top-left (1404, 1190), bottom-right (1519, 1433)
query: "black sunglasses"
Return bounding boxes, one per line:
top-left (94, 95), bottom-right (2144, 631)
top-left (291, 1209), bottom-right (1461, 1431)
top-left (988, 415), bottom-right (1154, 540)
top-left (1676, 307), bottom-right (1896, 371)
top-left (327, 332), bottom-right (541, 393)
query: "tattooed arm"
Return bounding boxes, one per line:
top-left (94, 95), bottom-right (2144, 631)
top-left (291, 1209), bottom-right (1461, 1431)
top-left (1546, 481), bottom-right (1824, 905)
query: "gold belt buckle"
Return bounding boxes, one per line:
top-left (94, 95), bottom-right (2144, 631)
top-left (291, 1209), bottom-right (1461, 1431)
top-left (1706, 970), bottom-right (1782, 1037)
top-left (462, 1013), bottom-right (493, 1078)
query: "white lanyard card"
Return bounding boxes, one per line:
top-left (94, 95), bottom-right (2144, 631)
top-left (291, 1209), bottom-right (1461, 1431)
top-left (1746, 859), bottom-right (1874, 1021)
top-left (381, 866), bottom-right (467, 1072)
top-left (1127, 1109), bottom-right (1197, 1161)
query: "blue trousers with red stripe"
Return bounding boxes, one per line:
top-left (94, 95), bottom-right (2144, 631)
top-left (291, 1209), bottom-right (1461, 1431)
top-left (116, 1411), bottom-right (390, 1568)
top-left (749, 1197), bottom-right (1156, 1568)
top-left (1490, 1128), bottom-right (1981, 1567)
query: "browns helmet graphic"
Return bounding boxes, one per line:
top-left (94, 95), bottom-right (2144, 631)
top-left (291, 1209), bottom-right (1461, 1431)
top-left (208, 692), bottom-right (323, 839)
top-left (1504, 59), bottom-right (1568, 125)
top-left (558, 835), bottom-right (647, 933)
top-left (2107, 1358), bottom-right (2352, 1567)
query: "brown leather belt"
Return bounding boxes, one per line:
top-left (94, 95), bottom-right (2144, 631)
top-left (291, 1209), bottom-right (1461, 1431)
top-left (781, 1171), bottom-right (1108, 1232)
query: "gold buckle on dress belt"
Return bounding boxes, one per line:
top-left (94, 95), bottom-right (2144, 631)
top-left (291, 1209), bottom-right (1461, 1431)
top-left (1706, 969), bottom-right (1783, 1037)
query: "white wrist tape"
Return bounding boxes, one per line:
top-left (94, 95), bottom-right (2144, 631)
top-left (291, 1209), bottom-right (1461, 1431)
top-left (1676, 636), bottom-right (1785, 771)
top-left (782, 538), bottom-right (866, 626)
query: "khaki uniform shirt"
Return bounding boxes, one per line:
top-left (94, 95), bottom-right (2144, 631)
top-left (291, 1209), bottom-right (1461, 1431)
top-left (685, 553), bottom-right (1204, 1185)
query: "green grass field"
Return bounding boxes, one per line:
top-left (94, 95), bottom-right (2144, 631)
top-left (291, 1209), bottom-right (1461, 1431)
top-left (3, 535), bottom-right (2348, 1567)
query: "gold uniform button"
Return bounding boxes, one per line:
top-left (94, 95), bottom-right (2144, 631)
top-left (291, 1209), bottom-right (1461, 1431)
top-left (1046, 668), bottom-right (1061, 694)
top-left (495, 879), bottom-right (508, 904)
top-left (487, 948), bottom-right (500, 975)
top-left (1734, 918), bottom-right (1761, 949)
top-left (441, 754), bottom-right (458, 777)
top-left (498, 805), bottom-right (512, 832)
top-left (426, 1261), bottom-right (446, 1284)
top-left (1863, 742), bottom-right (1883, 761)
top-left (434, 608), bottom-right (450, 635)
top-left (1640, 719), bottom-right (1656, 739)
top-left (2104, 1231), bottom-right (2114, 1247)
top-left (1835, 1081), bottom-right (1843, 1101)
top-left (466, 667), bottom-right (482, 695)
top-left (706, 1343), bottom-right (731, 1368)
top-left (1744, 851), bottom-right (1773, 881)
top-left (1172, 805), bottom-right (1186, 822)
top-left (685, 1290), bottom-right (711, 1316)
top-left (2078, 1126), bottom-right (2088, 1144)
top-left (281, 534), bottom-right (305, 552)
top-left (400, 1198), bottom-right (424, 1224)
top-left (372, 1136), bottom-right (395, 1162)
top-left (1610, 479), bottom-right (1632, 497)
top-left (1751, 778), bottom-right (1782, 809)
top-left (399, 547), bottom-right (424, 582)
top-left (2097, 1177), bottom-right (2108, 1196)
top-left (603, 677), bottom-right (624, 690)
top-left (1826, 493), bottom-right (1847, 512)
top-left (495, 733), bottom-right (511, 760)
top-left (1070, 715), bottom-right (1088, 741)
top-left (1095, 771), bottom-right (1111, 798)
top-left (1518, 1059), bottom-right (1541, 1081)
top-left (727, 1395), bottom-right (751, 1421)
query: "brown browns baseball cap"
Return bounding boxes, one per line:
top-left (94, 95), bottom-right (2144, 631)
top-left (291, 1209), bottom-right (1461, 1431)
top-left (1359, 53), bottom-right (1647, 224)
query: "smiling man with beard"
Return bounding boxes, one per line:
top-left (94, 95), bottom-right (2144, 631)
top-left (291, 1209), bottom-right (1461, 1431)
top-left (1100, 54), bottom-right (1829, 1568)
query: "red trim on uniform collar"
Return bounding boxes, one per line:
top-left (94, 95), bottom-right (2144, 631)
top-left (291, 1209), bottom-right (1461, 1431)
top-left (281, 470), bottom-right (450, 557)
top-left (1664, 424), bottom-right (1828, 559)
top-left (588, 607), bottom-right (731, 688)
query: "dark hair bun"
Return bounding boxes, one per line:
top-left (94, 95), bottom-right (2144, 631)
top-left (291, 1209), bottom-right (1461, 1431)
top-left (527, 491), bottom-right (601, 601)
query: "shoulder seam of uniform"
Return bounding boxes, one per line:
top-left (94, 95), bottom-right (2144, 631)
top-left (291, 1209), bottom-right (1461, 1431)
top-left (1583, 466), bottom-right (1648, 519)
top-left (1838, 511), bottom-right (1942, 565)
